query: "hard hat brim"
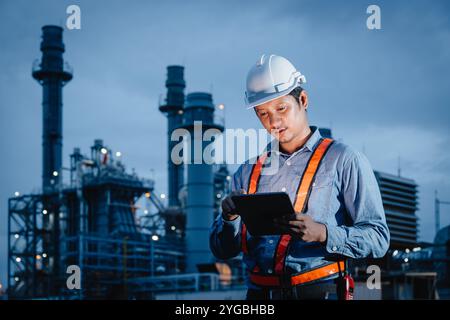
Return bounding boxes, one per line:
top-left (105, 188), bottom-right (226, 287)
top-left (245, 81), bottom-right (299, 109)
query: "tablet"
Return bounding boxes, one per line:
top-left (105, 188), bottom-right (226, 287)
top-left (231, 192), bottom-right (295, 236)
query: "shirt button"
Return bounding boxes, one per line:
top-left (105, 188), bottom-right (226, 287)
top-left (332, 246), bottom-right (338, 252)
top-left (312, 182), bottom-right (316, 187)
top-left (269, 239), bottom-right (274, 244)
top-left (281, 187), bottom-right (286, 192)
top-left (267, 269), bottom-right (273, 274)
top-left (286, 161), bottom-right (291, 166)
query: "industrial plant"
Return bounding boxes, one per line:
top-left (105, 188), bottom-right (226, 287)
top-left (5, 26), bottom-right (450, 300)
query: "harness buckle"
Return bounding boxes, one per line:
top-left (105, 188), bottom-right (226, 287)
top-left (280, 274), bottom-right (292, 288)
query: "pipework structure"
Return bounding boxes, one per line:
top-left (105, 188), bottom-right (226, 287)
top-left (8, 26), bottom-right (233, 299)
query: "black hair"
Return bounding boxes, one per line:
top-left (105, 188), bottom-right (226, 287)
top-left (288, 86), bottom-right (303, 102)
top-left (254, 86), bottom-right (304, 114)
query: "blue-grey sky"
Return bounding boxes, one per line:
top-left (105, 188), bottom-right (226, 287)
top-left (1, 0), bottom-right (450, 289)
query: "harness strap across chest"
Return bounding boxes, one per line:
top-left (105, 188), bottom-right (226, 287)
top-left (240, 138), bottom-right (336, 283)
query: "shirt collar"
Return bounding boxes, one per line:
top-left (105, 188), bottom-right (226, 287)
top-left (265, 126), bottom-right (323, 157)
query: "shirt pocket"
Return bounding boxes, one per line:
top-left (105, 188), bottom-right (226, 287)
top-left (305, 173), bottom-right (335, 220)
top-left (311, 173), bottom-right (334, 189)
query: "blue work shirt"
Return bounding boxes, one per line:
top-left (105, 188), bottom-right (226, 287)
top-left (209, 126), bottom-right (390, 289)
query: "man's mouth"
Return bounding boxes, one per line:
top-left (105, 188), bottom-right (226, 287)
top-left (273, 128), bottom-right (287, 137)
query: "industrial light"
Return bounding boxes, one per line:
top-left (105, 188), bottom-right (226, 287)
top-left (42, 253), bottom-right (47, 258)
top-left (413, 247), bottom-right (421, 252)
top-left (144, 210), bottom-right (149, 215)
top-left (52, 171), bottom-right (58, 177)
top-left (36, 255), bottom-right (42, 260)
top-left (404, 258), bottom-right (409, 263)
top-left (171, 225), bottom-right (176, 231)
top-left (152, 235), bottom-right (159, 241)
top-left (178, 110), bottom-right (183, 115)
top-left (218, 104), bottom-right (225, 110)
top-left (14, 277), bottom-right (19, 282)
top-left (160, 193), bottom-right (166, 199)
top-left (405, 248), bottom-right (410, 254)
top-left (392, 250), bottom-right (398, 257)
top-left (145, 192), bottom-right (151, 198)
top-left (226, 176), bottom-right (231, 181)
top-left (15, 257), bottom-right (21, 263)
top-left (14, 191), bottom-right (20, 197)
top-left (216, 193), bottom-right (222, 199)
top-left (14, 234), bottom-right (19, 239)
top-left (116, 151), bottom-right (122, 157)
top-left (42, 209), bottom-right (48, 215)
top-left (101, 148), bottom-right (108, 154)
top-left (0, 284), bottom-right (2, 290)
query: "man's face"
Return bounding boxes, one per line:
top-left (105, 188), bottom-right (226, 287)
top-left (254, 93), bottom-right (308, 144)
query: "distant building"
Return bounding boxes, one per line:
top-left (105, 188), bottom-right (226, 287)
top-left (374, 171), bottom-right (419, 248)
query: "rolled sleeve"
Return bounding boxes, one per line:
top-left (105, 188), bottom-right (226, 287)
top-left (325, 150), bottom-right (390, 259)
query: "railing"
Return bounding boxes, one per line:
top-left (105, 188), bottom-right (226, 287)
top-left (127, 272), bottom-right (245, 293)
top-left (31, 58), bottom-right (73, 75)
top-left (31, 59), bottom-right (40, 73)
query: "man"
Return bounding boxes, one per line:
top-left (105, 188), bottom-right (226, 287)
top-left (209, 54), bottom-right (390, 300)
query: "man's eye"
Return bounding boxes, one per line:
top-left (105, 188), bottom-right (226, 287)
top-left (259, 112), bottom-right (268, 117)
top-left (278, 105), bottom-right (287, 111)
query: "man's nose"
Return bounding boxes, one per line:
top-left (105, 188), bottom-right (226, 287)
top-left (269, 114), bottom-right (282, 129)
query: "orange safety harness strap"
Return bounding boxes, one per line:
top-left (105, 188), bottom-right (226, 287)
top-left (241, 152), bottom-right (268, 254)
top-left (241, 137), bottom-right (338, 289)
top-left (273, 138), bottom-right (334, 274)
top-left (250, 261), bottom-right (345, 287)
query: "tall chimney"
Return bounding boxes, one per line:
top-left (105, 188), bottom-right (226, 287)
top-left (159, 66), bottom-right (185, 206)
top-left (32, 25), bottom-right (72, 193)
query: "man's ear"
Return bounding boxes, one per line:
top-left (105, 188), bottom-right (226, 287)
top-left (300, 90), bottom-right (308, 110)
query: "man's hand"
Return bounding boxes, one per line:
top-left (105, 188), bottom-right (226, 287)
top-left (221, 189), bottom-right (246, 221)
top-left (274, 213), bottom-right (327, 243)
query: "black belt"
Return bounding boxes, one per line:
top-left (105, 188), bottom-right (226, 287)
top-left (246, 279), bottom-right (338, 300)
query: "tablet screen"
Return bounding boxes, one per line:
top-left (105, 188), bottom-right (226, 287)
top-left (232, 192), bottom-right (296, 236)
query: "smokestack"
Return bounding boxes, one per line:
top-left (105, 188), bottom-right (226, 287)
top-left (181, 92), bottom-right (224, 272)
top-left (32, 25), bottom-right (72, 193)
top-left (159, 66), bottom-right (185, 206)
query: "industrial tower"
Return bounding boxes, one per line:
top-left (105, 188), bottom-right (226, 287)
top-left (159, 66), bottom-right (185, 207)
top-left (32, 25), bottom-right (73, 193)
top-left (180, 92), bottom-right (224, 272)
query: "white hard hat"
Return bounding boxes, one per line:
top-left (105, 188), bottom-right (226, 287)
top-left (244, 54), bottom-right (306, 109)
